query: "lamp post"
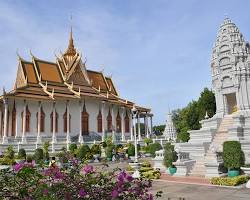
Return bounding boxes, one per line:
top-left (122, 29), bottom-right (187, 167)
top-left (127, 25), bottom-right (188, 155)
top-left (130, 105), bottom-right (140, 178)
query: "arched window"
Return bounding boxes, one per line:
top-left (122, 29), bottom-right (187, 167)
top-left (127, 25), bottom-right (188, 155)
top-left (116, 110), bottom-right (121, 133)
top-left (21, 105), bottom-right (31, 132)
top-left (125, 111), bottom-right (130, 133)
top-left (50, 111), bottom-right (58, 133)
top-left (11, 103), bottom-right (16, 137)
top-left (36, 107), bottom-right (45, 132)
top-left (63, 107), bottom-right (71, 133)
top-left (82, 104), bottom-right (89, 135)
top-left (40, 107), bottom-right (45, 132)
top-left (97, 110), bottom-right (102, 133)
top-left (107, 108), bottom-right (112, 132)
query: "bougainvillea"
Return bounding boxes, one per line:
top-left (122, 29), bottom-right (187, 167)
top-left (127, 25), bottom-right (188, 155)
top-left (0, 162), bottom-right (162, 200)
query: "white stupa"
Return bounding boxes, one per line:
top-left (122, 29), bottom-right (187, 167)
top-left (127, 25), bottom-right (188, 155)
top-left (163, 112), bottom-right (176, 141)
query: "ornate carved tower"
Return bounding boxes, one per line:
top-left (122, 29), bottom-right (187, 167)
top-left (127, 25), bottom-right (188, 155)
top-left (211, 18), bottom-right (250, 116)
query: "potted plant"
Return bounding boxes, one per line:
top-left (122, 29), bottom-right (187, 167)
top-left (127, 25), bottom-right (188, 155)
top-left (77, 144), bottom-right (90, 161)
top-left (69, 143), bottom-right (78, 155)
top-left (241, 164), bottom-right (250, 176)
top-left (223, 141), bottom-right (244, 177)
top-left (127, 143), bottom-right (135, 161)
top-left (164, 143), bottom-right (177, 175)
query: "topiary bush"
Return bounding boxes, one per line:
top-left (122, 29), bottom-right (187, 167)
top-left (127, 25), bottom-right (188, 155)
top-left (91, 144), bottom-right (101, 155)
top-left (5, 146), bottom-right (15, 159)
top-left (77, 144), bottom-right (90, 160)
top-left (69, 143), bottom-right (78, 154)
top-left (43, 141), bottom-right (50, 160)
top-left (148, 143), bottom-right (162, 157)
top-left (33, 148), bottom-right (44, 162)
top-left (105, 144), bottom-right (115, 159)
top-left (17, 149), bottom-right (26, 159)
top-left (164, 143), bottom-right (177, 168)
top-left (127, 143), bottom-right (135, 157)
top-left (223, 141), bottom-right (244, 170)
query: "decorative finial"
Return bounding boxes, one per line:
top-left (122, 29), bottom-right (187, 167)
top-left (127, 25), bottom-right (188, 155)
top-left (64, 14), bottom-right (76, 56)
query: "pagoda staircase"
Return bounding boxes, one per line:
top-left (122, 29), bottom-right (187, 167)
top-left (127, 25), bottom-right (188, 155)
top-left (189, 115), bottom-right (233, 177)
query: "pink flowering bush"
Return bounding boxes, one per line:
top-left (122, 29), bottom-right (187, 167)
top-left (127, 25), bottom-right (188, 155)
top-left (0, 162), bottom-right (162, 200)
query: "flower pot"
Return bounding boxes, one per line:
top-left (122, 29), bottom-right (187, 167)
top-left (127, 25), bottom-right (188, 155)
top-left (240, 167), bottom-right (250, 176)
top-left (228, 169), bottom-right (239, 177)
top-left (168, 167), bottom-right (177, 175)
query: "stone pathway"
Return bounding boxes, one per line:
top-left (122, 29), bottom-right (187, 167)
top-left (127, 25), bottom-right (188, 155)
top-left (151, 180), bottom-right (250, 200)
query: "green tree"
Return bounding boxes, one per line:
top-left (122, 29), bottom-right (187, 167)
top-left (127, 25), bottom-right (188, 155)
top-left (173, 88), bottom-right (216, 142)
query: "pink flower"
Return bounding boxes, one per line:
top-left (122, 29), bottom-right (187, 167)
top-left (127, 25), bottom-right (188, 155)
top-left (111, 189), bottom-right (119, 199)
top-left (82, 165), bottom-right (94, 174)
top-left (43, 189), bottom-right (48, 195)
top-left (126, 174), bottom-right (133, 182)
top-left (147, 193), bottom-right (153, 200)
top-left (79, 188), bottom-right (87, 197)
top-left (13, 163), bottom-right (23, 172)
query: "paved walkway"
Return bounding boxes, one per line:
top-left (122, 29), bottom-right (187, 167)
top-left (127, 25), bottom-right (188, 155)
top-left (152, 180), bottom-right (250, 200)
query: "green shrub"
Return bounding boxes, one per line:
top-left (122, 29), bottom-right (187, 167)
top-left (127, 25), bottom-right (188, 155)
top-left (77, 145), bottom-right (90, 160)
top-left (211, 175), bottom-right (250, 186)
top-left (223, 141), bottom-right (244, 170)
top-left (144, 138), bottom-right (153, 146)
top-left (141, 160), bottom-right (151, 167)
top-left (0, 157), bottom-right (15, 165)
top-left (140, 167), bottom-right (153, 173)
top-left (85, 152), bottom-right (93, 160)
top-left (148, 143), bottom-right (162, 157)
top-left (26, 155), bottom-right (33, 163)
top-left (33, 148), bottom-right (44, 162)
top-left (56, 151), bottom-right (70, 163)
top-left (141, 170), bottom-right (161, 179)
top-left (69, 143), bottom-right (78, 154)
top-left (5, 146), bottom-right (15, 159)
top-left (17, 149), bottom-right (26, 159)
top-left (91, 144), bottom-right (101, 155)
top-left (164, 143), bottom-right (177, 168)
top-left (105, 145), bottom-right (115, 159)
top-left (127, 143), bottom-right (135, 157)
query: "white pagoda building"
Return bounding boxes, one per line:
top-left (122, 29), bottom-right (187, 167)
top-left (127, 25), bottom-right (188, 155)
top-left (176, 18), bottom-right (250, 177)
top-left (0, 28), bottom-right (153, 152)
top-left (163, 112), bottom-right (176, 141)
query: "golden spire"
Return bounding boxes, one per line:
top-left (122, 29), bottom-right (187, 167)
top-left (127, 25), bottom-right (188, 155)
top-left (64, 22), bottom-right (76, 56)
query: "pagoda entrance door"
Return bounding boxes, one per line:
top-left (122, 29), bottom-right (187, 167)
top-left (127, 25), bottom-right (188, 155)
top-left (225, 93), bottom-right (237, 114)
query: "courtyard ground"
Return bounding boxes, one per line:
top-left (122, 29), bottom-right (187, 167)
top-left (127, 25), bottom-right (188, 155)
top-left (151, 180), bottom-right (250, 200)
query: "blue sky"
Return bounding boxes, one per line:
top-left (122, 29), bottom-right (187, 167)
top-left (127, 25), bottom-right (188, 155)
top-left (1, 0), bottom-right (250, 125)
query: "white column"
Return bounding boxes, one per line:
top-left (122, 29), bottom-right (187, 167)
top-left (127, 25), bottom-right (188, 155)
top-left (130, 112), bottom-right (134, 141)
top-left (145, 114), bottom-right (149, 138)
top-left (22, 101), bottom-right (27, 144)
top-left (101, 101), bottom-right (105, 142)
top-left (137, 114), bottom-right (141, 141)
top-left (66, 101), bottom-right (71, 149)
top-left (78, 101), bottom-right (84, 144)
top-left (36, 102), bottom-right (42, 144)
top-left (52, 102), bottom-right (57, 143)
top-left (111, 105), bottom-right (115, 142)
top-left (150, 115), bottom-right (153, 135)
top-left (0, 109), bottom-right (2, 139)
top-left (2, 98), bottom-right (8, 144)
top-left (133, 113), bottom-right (138, 163)
top-left (121, 107), bottom-right (125, 141)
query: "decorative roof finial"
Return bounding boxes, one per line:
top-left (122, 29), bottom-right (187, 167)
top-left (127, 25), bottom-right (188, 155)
top-left (64, 14), bottom-right (76, 56)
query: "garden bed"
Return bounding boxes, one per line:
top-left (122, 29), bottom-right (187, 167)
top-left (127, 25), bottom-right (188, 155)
top-left (210, 175), bottom-right (250, 186)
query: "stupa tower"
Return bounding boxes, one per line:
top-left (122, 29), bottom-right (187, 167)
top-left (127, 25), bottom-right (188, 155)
top-left (211, 18), bottom-right (250, 116)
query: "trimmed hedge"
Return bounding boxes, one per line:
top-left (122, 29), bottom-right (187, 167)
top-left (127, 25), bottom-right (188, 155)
top-left (69, 143), bottom-right (78, 154)
top-left (211, 175), bottom-right (250, 186)
top-left (33, 148), bottom-right (44, 162)
top-left (164, 143), bottom-right (177, 168)
top-left (147, 143), bottom-right (162, 157)
top-left (223, 141), bottom-right (244, 169)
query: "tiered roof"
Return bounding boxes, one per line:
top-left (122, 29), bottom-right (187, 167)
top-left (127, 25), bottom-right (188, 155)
top-left (2, 29), bottom-right (150, 112)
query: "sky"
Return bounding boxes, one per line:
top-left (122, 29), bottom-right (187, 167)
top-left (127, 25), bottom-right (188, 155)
top-left (1, 0), bottom-right (250, 125)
